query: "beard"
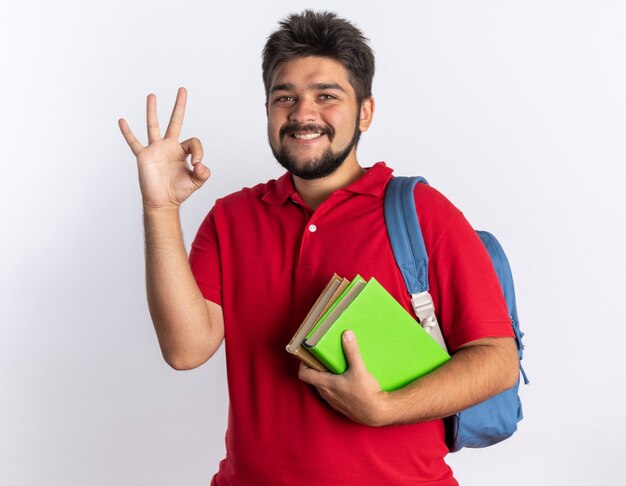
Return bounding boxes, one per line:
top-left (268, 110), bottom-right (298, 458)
top-left (269, 116), bottom-right (361, 180)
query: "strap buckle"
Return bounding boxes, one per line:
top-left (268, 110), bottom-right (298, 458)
top-left (410, 291), bottom-right (448, 353)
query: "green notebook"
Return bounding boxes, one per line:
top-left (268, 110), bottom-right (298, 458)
top-left (303, 277), bottom-right (451, 391)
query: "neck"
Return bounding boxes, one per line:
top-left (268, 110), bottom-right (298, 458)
top-left (293, 155), bottom-right (365, 210)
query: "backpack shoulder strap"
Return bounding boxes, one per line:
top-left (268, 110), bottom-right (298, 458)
top-left (384, 176), bottom-right (429, 294)
top-left (384, 176), bottom-right (448, 352)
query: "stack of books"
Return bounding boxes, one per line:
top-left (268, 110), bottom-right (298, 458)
top-left (286, 274), bottom-right (451, 391)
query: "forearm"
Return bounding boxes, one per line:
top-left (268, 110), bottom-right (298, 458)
top-left (381, 337), bottom-right (519, 425)
top-left (144, 206), bottom-right (223, 369)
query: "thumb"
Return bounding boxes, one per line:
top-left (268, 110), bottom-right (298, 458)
top-left (191, 160), bottom-right (211, 187)
top-left (342, 330), bottom-right (366, 373)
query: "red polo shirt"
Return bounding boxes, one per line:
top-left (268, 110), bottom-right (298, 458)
top-left (189, 162), bottom-right (513, 486)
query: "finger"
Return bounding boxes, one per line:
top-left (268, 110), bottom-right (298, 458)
top-left (118, 118), bottom-right (145, 156)
top-left (341, 330), bottom-right (366, 373)
top-left (164, 87), bottom-right (187, 140)
top-left (146, 93), bottom-right (162, 144)
top-left (191, 160), bottom-right (211, 188)
top-left (180, 137), bottom-right (204, 164)
top-left (298, 362), bottom-right (328, 386)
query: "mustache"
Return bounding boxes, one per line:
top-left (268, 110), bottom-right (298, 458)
top-left (280, 123), bottom-right (334, 139)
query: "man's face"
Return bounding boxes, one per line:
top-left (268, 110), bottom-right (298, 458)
top-left (266, 56), bottom-right (372, 180)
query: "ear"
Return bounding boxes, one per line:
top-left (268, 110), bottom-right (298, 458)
top-left (358, 96), bottom-right (375, 132)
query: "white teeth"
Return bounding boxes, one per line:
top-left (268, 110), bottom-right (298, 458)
top-left (293, 132), bottom-right (322, 140)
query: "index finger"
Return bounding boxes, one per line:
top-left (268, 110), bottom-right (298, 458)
top-left (298, 362), bottom-right (331, 386)
top-left (164, 87), bottom-right (187, 140)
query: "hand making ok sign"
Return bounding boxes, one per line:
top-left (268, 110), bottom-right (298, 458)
top-left (118, 87), bottom-right (210, 210)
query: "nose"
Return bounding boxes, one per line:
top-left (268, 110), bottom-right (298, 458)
top-left (288, 97), bottom-right (318, 124)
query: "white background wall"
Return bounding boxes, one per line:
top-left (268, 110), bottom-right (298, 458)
top-left (1, 1), bottom-right (624, 484)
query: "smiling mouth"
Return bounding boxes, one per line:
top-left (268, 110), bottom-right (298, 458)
top-left (281, 123), bottom-right (333, 142)
top-left (292, 132), bottom-right (323, 140)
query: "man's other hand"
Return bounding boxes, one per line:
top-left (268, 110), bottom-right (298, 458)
top-left (298, 330), bottom-right (390, 427)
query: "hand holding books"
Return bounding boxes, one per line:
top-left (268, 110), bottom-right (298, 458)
top-left (287, 274), bottom-right (450, 391)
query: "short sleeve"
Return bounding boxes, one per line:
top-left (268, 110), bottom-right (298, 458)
top-left (189, 207), bottom-right (222, 305)
top-left (416, 187), bottom-right (514, 352)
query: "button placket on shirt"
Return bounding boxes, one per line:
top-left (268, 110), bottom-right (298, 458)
top-left (297, 216), bottom-right (320, 273)
top-left (292, 192), bottom-right (349, 273)
top-left (294, 200), bottom-right (333, 273)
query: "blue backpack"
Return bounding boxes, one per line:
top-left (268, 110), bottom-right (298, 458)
top-left (384, 176), bottom-right (528, 452)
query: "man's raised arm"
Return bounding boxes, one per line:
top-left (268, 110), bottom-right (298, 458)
top-left (118, 87), bottom-right (224, 370)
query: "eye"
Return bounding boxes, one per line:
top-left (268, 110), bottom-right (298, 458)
top-left (319, 94), bottom-right (337, 101)
top-left (274, 95), bottom-right (295, 103)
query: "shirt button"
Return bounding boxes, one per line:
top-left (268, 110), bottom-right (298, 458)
top-left (308, 224), bottom-right (317, 233)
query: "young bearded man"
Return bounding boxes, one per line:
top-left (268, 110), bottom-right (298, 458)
top-left (119, 10), bottom-right (519, 486)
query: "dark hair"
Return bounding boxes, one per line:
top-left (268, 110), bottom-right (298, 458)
top-left (262, 10), bottom-right (375, 103)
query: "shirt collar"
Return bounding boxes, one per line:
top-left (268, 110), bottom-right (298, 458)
top-left (261, 162), bottom-right (393, 205)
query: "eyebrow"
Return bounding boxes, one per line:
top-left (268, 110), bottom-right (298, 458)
top-left (270, 82), bottom-right (347, 93)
